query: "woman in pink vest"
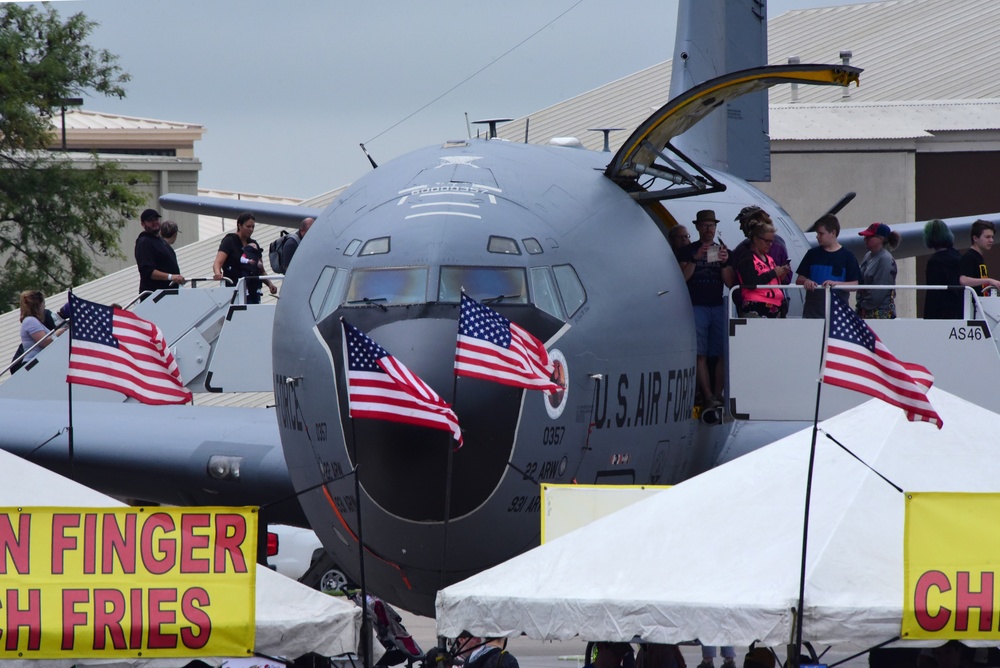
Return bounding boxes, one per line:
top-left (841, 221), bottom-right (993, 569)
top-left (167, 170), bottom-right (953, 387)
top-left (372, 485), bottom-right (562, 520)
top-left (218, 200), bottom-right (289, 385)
top-left (734, 220), bottom-right (791, 317)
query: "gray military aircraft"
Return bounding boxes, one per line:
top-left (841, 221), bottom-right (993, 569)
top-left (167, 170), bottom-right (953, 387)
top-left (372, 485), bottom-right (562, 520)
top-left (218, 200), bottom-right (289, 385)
top-left (1, 1), bottom-right (989, 618)
top-left (0, 63), bottom-right (856, 617)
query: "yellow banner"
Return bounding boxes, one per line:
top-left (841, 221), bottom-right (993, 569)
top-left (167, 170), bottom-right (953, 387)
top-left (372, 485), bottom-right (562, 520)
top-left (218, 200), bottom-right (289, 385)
top-left (0, 507), bottom-right (256, 659)
top-left (903, 492), bottom-right (1000, 639)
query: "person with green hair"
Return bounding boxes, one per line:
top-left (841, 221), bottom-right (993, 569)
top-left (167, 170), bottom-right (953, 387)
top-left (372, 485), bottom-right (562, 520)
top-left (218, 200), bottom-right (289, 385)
top-left (922, 218), bottom-right (963, 319)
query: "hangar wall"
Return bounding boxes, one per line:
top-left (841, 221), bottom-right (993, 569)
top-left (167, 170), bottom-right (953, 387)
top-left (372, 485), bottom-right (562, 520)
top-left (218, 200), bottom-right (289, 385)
top-left (757, 149), bottom-right (919, 317)
top-left (69, 155), bottom-right (202, 277)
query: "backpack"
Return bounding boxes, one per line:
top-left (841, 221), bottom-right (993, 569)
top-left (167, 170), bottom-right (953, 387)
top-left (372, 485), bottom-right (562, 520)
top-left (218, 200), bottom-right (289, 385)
top-left (269, 231), bottom-right (293, 274)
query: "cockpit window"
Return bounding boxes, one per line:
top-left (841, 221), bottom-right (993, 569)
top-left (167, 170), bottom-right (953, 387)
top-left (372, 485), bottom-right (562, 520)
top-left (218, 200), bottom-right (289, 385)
top-left (488, 236), bottom-right (521, 255)
top-left (310, 266), bottom-right (350, 321)
top-left (345, 267), bottom-right (427, 306)
top-left (344, 239), bottom-right (362, 256)
top-left (529, 267), bottom-right (565, 320)
top-left (553, 264), bottom-right (586, 317)
top-left (438, 266), bottom-right (528, 304)
top-left (522, 238), bottom-right (543, 254)
top-left (359, 237), bottom-right (390, 256)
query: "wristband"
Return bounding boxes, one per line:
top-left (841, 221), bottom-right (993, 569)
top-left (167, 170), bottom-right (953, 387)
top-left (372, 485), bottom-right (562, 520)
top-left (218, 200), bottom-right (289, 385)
top-left (167, 274), bottom-right (173, 282)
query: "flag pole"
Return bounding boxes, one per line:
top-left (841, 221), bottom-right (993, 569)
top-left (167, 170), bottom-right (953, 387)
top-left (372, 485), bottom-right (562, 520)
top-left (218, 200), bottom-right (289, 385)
top-left (792, 287), bottom-right (832, 668)
top-left (440, 429), bottom-right (456, 592)
top-left (440, 300), bottom-right (463, 594)
top-left (349, 417), bottom-right (371, 668)
top-left (66, 291), bottom-right (75, 473)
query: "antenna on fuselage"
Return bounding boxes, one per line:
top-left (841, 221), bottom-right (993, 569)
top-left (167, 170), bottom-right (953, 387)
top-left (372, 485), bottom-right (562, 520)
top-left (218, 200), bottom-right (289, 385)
top-left (472, 118), bottom-right (513, 139)
top-left (359, 143), bottom-right (378, 169)
top-left (588, 128), bottom-right (625, 152)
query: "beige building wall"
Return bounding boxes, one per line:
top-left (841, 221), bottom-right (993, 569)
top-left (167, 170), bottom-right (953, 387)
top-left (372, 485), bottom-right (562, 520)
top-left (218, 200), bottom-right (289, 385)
top-left (73, 155), bottom-right (202, 277)
top-left (757, 149), bottom-right (918, 317)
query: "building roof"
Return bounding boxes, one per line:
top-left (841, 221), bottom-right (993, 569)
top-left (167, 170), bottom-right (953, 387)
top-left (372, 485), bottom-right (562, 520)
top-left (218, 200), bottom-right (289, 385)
top-left (496, 61), bottom-right (670, 152)
top-left (497, 0), bottom-right (1000, 148)
top-left (55, 109), bottom-right (204, 152)
top-left (195, 189), bottom-right (306, 239)
top-left (770, 98), bottom-right (1000, 140)
top-left (768, 0), bottom-right (1000, 104)
top-left (62, 109), bottom-right (203, 132)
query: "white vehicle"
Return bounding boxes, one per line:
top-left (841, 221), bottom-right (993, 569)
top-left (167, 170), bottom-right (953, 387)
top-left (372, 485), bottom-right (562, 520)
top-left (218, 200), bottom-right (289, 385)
top-left (267, 524), bottom-right (354, 592)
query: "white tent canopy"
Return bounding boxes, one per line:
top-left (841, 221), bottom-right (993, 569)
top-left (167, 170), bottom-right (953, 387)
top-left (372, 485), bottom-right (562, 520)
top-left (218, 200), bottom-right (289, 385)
top-left (0, 447), bottom-right (360, 667)
top-left (437, 388), bottom-right (999, 652)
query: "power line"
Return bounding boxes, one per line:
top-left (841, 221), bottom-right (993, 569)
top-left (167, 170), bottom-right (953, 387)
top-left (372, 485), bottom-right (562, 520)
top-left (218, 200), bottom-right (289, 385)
top-left (364, 0), bottom-right (586, 145)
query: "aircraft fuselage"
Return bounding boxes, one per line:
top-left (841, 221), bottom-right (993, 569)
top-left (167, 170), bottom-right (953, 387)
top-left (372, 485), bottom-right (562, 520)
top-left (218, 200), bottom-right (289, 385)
top-left (271, 138), bottom-right (805, 613)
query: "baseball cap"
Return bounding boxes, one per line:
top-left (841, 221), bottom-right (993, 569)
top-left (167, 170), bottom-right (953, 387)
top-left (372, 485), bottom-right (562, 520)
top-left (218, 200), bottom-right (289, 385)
top-left (859, 222), bottom-right (891, 238)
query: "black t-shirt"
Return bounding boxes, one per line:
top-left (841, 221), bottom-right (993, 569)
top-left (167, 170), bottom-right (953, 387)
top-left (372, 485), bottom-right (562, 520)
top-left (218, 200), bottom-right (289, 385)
top-left (795, 245), bottom-right (860, 318)
top-left (960, 248), bottom-right (989, 296)
top-left (135, 231), bottom-right (180, 293)
top-left (925, 247), bottom-right (964, 319)
top-left (677, 241), bottom-right (730, 307)
top-left (218, 233), bottom-right (261, 285)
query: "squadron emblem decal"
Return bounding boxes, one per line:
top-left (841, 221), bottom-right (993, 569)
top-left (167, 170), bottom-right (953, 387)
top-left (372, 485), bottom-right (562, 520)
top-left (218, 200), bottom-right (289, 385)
top-left (544, 349), bottom-right (568, 420)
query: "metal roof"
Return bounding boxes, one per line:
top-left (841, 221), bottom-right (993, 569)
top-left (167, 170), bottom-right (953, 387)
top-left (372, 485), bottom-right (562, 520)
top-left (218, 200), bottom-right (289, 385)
top-left (62, 109), bottom-right (203, 132)
top-left (497, 61), bottom-right (672, 151)
top-left (770, 98), bottom-right (1000, 140)
top-left (195, 189), bottom-right (306, 239)
top-left (497, 0), bottom-right (1000, 147)
top-left (768, 0), bottom-right (1000, 104)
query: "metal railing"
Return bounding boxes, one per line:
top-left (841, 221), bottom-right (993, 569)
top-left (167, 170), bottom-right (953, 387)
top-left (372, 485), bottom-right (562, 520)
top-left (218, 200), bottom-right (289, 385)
top-left (728, 283), bottom-right (984, 319)
top-left (1, 325), bottom-right (65, 378)
top-left (1, 276), bottom-right (286, 379)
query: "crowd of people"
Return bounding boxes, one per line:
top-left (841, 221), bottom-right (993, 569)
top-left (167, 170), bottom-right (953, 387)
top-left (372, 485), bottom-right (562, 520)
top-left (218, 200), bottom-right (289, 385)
top-left (131, 208), bottom-right (314, 300)
top-left (451, 639), bottom-right (983, 668)
top-left (670, 206), bottom-right (1000, 412)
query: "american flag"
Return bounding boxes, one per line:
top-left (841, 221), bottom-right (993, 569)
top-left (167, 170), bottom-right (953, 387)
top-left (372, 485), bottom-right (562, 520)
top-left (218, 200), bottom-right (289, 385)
top-left (455, 293), bottom-right (563, 393)
top-left (66, 294), bottom-right (192, 405)
top-left (342, 320), bottom-right (462, 445)
top-left (822, 295), bottom-right (942, 428)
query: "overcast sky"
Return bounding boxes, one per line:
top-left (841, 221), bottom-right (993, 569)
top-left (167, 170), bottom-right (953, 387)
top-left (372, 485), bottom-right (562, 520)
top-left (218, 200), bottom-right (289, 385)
top-left (31, 0), bottom-right (868, 199)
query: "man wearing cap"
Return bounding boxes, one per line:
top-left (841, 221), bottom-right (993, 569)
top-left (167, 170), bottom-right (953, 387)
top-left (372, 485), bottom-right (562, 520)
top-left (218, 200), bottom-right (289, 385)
top-left (677, 209), bottom-right (734, 410)
top-left (959, 219), bottom-right (1000, 297)
top-left (135, 208), bottom-right (185, 294)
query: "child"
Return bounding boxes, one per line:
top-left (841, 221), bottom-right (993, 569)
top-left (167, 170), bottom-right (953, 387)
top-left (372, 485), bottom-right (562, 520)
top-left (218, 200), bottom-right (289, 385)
top-left (241, 242), bottom-right (265, 304)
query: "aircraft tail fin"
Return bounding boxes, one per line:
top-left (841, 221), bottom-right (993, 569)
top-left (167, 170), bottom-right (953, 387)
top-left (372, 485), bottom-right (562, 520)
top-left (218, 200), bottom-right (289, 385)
top-left (671, 0), bottom-right (770, 181)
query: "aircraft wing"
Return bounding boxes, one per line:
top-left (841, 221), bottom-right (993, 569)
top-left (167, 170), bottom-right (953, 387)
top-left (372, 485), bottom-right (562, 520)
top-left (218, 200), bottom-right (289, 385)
top-left (160, 193), bottom-right (323, 229)
top-left (605, 64), bottom-right (862, 182)
top-left (839, 213), bottom-right (1000, 259)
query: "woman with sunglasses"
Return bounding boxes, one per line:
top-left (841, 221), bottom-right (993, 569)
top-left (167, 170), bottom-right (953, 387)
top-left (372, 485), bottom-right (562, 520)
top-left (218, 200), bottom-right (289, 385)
top-left (734, 219), bottom-right (791, 318)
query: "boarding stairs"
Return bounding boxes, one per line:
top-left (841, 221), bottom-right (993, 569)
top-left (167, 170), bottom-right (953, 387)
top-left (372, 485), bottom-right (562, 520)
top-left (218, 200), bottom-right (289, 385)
top-left (0, 277), bottom-right (279, 402)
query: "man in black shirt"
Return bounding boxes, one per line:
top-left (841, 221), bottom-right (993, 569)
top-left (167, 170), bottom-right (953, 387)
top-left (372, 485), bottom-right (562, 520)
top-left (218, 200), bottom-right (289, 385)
top-left (134, 208), bottom-right (185, 294)
top-left (959, 219), bottom-right (1000, 297)
top-left (677, 210), bottom-right (734, 409)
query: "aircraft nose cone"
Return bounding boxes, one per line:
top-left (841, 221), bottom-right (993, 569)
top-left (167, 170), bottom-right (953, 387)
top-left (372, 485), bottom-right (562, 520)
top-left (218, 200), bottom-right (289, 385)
top-left (326, 305), bottom-right (524, 522)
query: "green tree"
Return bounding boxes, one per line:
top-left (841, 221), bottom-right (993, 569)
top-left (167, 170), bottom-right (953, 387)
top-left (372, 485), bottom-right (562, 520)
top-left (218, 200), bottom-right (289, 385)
top-left (0, 4), bottom-right (145, 309)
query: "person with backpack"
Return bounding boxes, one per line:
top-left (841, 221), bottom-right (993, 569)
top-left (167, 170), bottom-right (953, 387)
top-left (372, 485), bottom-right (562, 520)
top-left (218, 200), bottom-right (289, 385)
top-left (270, 216), bottom-right (314, 274)
top-left (213, 212), bottom-right (277, 302)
